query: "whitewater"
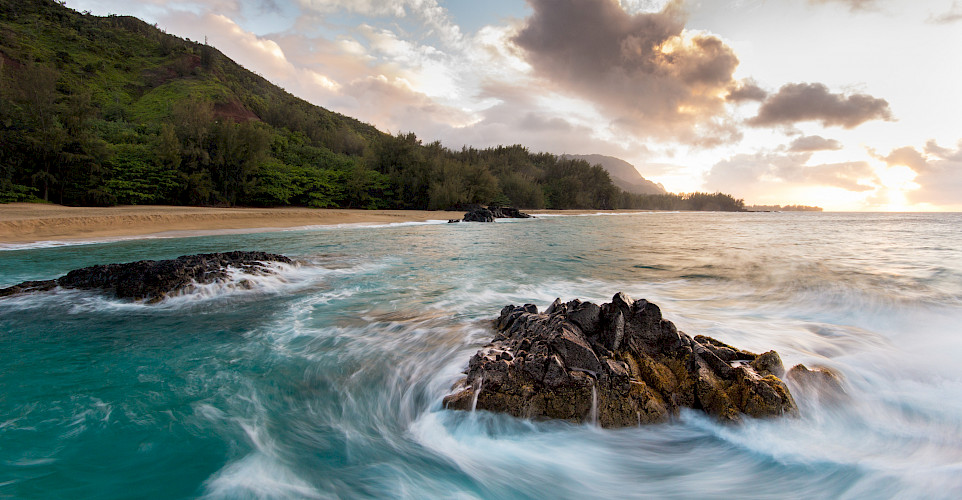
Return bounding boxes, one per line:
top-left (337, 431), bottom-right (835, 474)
top-left (1, 212), bottom-right (960, 499)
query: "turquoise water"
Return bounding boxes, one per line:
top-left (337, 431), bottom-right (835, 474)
top-left (2, 212), bottom-right (961, 499)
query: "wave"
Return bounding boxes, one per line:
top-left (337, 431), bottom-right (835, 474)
top-left (286, 219), bottom-right (452, 231)
top-left (0, 227), bottom-right (299, 251)
top-left (0, 257), bottom-right (391, 313)
top-left (531, 211), bottom-right (647, 218)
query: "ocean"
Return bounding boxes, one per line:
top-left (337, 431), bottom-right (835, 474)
top-left (1, 212), bottom-right (961, 499)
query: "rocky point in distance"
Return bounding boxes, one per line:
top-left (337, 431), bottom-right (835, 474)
top-left (444, 293), bottom-right (841, 427)
top-left (0, 251), bottom-right (292, 303)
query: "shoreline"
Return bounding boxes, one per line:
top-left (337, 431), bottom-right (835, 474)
top-left (0, 204), bottom-right (792, 247)
top-left (0, 204), bottom-right (629, 246)
top-left (0, 204), bottom-right (470, 245)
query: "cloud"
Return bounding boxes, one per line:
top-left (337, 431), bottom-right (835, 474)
top-left (808, 0), bottom-right (879, 12)
top-left (336, 75), bottom-right (477, 133)
top-left (727, 79), bottom-right (767, 102)
top-left (511, 0), bottom-right (742, 145)
top-left (929, 1), bottom-right (962, 24)
top-left (748, 82), bottom-right (893, 129)
top-left (926, 139), bottom-right (962, 161)
top-left (157, 11), bottom-right (301, 79)
top-left (881, 146), bottom-right (927, 171)
top-left (787, 135), bottom-right (842, 152)
top-left (437, 81), bottom-right (651, 161)
top-left (884, 141), bottom-right (962, 207)
top-left (704, 151), bottom-right (876, 198)
top-left (296, 0), bottom-right (462, 43)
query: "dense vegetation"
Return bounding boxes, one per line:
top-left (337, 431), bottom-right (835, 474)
top-left (0, 0), bottom-right (745, 212)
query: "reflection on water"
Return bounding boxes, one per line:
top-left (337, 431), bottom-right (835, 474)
top-left (1, 212), bottom-right (961, 499)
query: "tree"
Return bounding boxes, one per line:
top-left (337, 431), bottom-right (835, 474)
top-left (11, 63), bottom-right (66, 201)
top-left (209, 119), bottom-right (270, 205)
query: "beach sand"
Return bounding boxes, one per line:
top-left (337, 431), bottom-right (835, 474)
top-left (0, 204), bottom-right (468, 244)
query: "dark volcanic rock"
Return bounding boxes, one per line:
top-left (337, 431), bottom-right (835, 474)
top-left (444, 293), bottom-right (811, 427)
top-left (463, 207), bottom-right (495, 222)
top-left (0, 251), bottom-right (293, 303)
top-left (462, 206), bottom-right (533, 222)
top-left (489, 207), bottom-right (533, 219)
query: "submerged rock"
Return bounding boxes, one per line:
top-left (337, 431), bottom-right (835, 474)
top-left (0, 251), bottom-right (293, 303)
top-left (785, 363), bottom-right (846, 404)
top-left (444, 293), bottom-right (825, 427)
top-left (462, 206), bottom-right (533, 222)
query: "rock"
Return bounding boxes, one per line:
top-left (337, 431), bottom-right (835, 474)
top-left (750, 351), bottom-right (785, 378)
top-left (447, 219), bottom-right (460, 223)
top-left (462, 206), bottom-right (534, 222)
top-left (463, 207), bottom-right (495, 222)
top-left (489, 207), bottom-right (534, 219)
top-left (444, 293), bottom-right (801, 427)
top-left (0, 251), bottom-right (293, 303)
top-left (786, 364), bottom-right (845, 403)
top-left (0, 280), bottom-right (58, 297)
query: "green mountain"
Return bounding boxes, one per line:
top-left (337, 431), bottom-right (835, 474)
top-left (0, 0), bottom-right (745, 212)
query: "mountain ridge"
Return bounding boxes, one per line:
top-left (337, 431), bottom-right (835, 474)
top-left (562, 154), bottom-right (666, 195)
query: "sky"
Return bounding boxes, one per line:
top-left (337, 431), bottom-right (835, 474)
top-left (64, 0), bottom-right (962, 211)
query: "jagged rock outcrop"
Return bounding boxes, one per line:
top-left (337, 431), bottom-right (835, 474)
top-left (462, 206), bottom-right (533, 222)
top-left (488, 207), bottom-right (533, 219)
top-left (463, 208), bottom-right (495, 222)
top-left (444, 293), bottom-right (829, 427)
top-left (0, 251), bottom-right (292, 303)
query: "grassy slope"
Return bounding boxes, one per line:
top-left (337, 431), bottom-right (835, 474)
top-left (0, 0), bottom-right (380, 141)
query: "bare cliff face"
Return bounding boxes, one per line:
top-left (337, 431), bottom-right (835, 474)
top-left (444, 293), bottom-right (831, 427)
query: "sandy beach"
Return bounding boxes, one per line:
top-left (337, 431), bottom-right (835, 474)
top-left (0, 204), bottom-right (468, 244)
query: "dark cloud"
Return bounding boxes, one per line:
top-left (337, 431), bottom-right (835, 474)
top-left (727, 79), bottom-right (767, 102)
top-left (512, 0), bottom-right (741, 145)
top-left (748, 82), bottom-right (893, 129)
top-left (787, 135), bottom-right (842, 152)
top-left (808, 0), bottom-right (880, 12)
top-left (704, 151), bottom-right (875, 196)
top-left (928, 1), bottom-right (962, 24)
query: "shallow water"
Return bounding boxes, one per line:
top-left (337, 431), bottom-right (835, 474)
top-left (1, 212), bottom-right (961, 499)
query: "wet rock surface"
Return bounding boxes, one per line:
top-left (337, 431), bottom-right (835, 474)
top-left (463, 207), bottom-right (495, 222)
top-left (444, 293), bottom-right (833, 427)
top-left (462, 206), bottom-right (533, 222)
top-left (0, 251), bottom-right (292, 303)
